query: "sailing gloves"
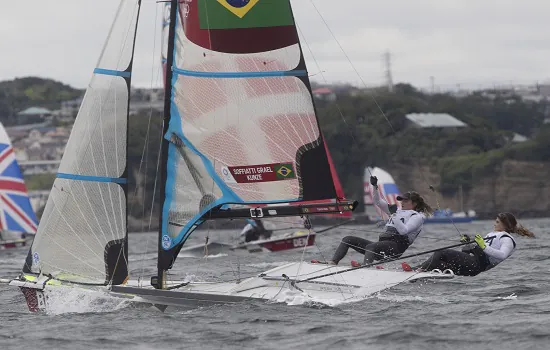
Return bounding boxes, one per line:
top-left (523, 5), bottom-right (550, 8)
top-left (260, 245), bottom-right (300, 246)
top-left (460, 234), bottom-right (471, 243)
top-left (370, 176), bottom-right (378, 188)
top-left (474, 234), bottom-right (486, 249)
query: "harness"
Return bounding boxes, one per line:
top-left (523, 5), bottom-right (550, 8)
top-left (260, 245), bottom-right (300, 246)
top-left (379, 227), bottom-right (411, 248)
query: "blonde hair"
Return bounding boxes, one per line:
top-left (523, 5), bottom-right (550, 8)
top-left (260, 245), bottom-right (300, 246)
top-left (498, 212), bottom-right (535, 238)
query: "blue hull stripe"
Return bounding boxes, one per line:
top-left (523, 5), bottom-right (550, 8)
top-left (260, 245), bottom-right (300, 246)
top-left (57, 173), bottom-right (127, 184)
top-left (93, 68), bottom-right (131, 78)
top-left (173, 68), bottom-right (307, 79)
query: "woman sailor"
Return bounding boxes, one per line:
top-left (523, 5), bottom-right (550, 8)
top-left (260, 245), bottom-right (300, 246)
top-left (317, 175), bottom-right (433, 266)
top-left (413, 212), bottom-right (534, 275)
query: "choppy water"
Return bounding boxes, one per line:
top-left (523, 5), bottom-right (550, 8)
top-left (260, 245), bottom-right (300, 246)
top-left (1, 219), bottom-right (549, 350)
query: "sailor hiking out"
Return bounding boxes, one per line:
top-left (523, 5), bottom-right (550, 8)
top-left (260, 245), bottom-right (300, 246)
top-left (411, 212), bottom-right (535, 276)
top-left (318, 176), bottom-right (433, 267)
top-left (239, 219), bottom-right (273, 243)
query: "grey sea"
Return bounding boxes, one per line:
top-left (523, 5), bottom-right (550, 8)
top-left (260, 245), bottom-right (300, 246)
top-left (1, 218), bottom-right (549, 350)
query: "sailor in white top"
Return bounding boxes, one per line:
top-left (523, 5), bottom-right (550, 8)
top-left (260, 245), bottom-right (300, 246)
top-left (327, 176), bottom-right (433, 266)
top-left (479, 231), bottom-right (516, 269)
top-left (417, 212), bottom-right (534, 276)
top-left (375, 189), bottom-right (426, 247)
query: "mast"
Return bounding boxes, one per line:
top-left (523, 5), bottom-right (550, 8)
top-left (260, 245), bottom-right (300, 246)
top-left (156, 0), bottom-right (178, 290)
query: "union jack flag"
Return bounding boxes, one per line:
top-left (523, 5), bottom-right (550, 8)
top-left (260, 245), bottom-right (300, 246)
top-left (0, 142), bottom-right (38, 233)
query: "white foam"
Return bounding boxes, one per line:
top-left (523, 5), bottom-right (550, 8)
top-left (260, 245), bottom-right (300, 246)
top-left (270, 289), bottom-right (346, 307)
top-left (496, 293), bottom-right (517, 300)
top-left (374, 293), bottom-right (449, 304)
top-left (202, 253), bottom-right (228, 259)
top-left (44, 286), bottom-right (131, 315)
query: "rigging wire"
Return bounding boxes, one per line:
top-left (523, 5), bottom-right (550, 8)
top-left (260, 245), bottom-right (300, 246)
top-left (304, 0), bottom-right (464, 237)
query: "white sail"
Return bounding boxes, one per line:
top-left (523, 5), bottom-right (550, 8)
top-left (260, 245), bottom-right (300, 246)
top-left (25, 0), bottom-right (141, 285)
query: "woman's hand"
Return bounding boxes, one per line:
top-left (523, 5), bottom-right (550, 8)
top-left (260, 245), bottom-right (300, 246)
top-left (474, 234), bottom-right (486, 249)
top-left (370, 176), bottom-right (378, 187)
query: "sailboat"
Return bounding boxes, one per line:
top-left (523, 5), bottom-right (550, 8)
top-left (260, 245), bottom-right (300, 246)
top-left (0, 123), bottom-right (38, 249)
top-left (6, 0), bottom-right (453, 312)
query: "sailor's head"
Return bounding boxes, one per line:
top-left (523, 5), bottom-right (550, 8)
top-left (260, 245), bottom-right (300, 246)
top-left (495, 212), bottom-right (517, 232)
top-left (396, 191), bottom-right (422, 211)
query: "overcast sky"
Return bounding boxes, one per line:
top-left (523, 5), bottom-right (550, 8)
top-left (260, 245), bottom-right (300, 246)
top-left (1, 0), bottom-right (549, 91)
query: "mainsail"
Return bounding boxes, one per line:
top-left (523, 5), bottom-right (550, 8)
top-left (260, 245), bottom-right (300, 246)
top-left (0, 123), bottom-right (38, 234)
top-left (158, 0), bottom-right (355, 272)
top-left (22, 0), bottom-right (141, 285)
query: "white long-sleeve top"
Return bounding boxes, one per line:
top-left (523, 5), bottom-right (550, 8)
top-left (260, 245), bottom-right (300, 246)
top-left (373, 187), bottom-right (425, 244)
top-left (482, 231), bottom-right (516, 268)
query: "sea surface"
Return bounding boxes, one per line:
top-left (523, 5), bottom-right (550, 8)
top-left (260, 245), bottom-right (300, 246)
top-left (1, 218), bottom-right (549, 350)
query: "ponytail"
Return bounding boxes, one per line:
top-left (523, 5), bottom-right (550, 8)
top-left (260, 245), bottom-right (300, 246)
top-left (513, 225), bottom-right (536, 238)
top-left (498, 212), bottom-right (535, 238)
top-left (405, 191), bottom-right (433, 216)
top-left (416, 201), bottom-right (433, 216)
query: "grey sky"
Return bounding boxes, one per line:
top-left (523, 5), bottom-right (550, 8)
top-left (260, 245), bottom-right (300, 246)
top-left (1, 0), bottom-right (549, 90)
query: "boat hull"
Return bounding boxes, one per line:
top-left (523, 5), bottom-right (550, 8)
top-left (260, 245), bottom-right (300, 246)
top-left (10, 262), bottom-right (454, 312)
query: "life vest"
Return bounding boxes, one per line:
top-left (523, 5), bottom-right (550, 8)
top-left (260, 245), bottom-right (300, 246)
top-left (383, 209), bottom-right (424, 244)
top-left (482, 231), bottom-right (517, 270)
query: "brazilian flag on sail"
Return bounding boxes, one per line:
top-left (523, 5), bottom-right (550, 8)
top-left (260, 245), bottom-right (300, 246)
top-left (198, 0), bottom-right (295, 30)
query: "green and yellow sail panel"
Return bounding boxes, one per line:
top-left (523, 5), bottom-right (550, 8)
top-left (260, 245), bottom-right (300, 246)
top-left (182, 0), bottom-right (299, 54)
top-left (158, 0), bottom-right (350, 270)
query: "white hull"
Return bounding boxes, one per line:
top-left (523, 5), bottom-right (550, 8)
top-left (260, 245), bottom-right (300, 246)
top-left (232, 231), bottom-right (316, 253)
top-left (10, 262), bottom-right (454, 312)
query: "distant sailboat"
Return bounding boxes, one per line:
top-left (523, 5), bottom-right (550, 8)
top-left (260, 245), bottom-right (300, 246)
top-left (0, 123), bottom-right (38, 249)
top-left (6, 0), bottom-right (452, 312)
top-left (427, 185), bottom-right (477, 223)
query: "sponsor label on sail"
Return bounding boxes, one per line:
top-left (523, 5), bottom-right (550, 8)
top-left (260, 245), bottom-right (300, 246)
top-left (224, 162), bottom-right (296, 183)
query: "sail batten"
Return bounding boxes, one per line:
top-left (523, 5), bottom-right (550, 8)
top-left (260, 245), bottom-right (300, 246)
top-left (173, 68), bottom-right (308, 78)
top-left (56, 173), bottom-right (127, 184)
top-left (93, 68), bottom-right (132, 77)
